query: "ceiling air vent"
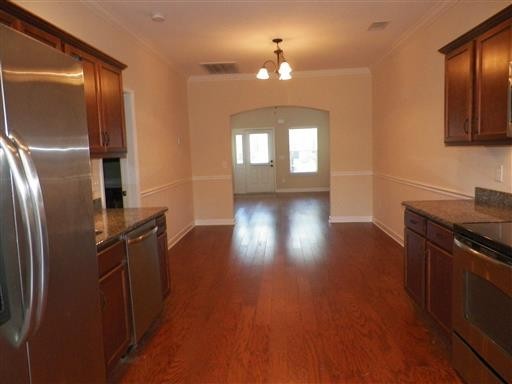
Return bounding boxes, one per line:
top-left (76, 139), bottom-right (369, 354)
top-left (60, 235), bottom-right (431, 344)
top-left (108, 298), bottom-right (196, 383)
top-left (200, 62), bottom-right (239, 75)
top-left (368, 21), bottom-right (390, 31)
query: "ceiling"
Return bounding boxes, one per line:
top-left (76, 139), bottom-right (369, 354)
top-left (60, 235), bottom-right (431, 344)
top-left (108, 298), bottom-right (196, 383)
top-left (92, 0), bottom-right (445, 76)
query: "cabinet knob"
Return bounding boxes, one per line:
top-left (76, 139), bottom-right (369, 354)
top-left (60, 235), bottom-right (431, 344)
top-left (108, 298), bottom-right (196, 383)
top-left (463, 118), bottom-right (469, 134)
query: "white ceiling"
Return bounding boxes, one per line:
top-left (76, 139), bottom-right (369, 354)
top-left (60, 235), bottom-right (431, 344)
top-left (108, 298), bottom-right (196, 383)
top-left (92, 0), bottom-right (445, 76)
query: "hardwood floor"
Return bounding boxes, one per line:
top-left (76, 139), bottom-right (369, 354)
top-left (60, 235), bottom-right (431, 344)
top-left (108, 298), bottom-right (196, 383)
top-left (115, 192), bottom-right (460, 383)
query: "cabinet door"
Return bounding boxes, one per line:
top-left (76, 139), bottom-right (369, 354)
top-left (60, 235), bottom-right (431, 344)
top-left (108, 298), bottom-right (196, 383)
top-left (474, 19), bottom-right (512, 142)
top-left (0, 10), bottom-right (19, 28)
top-left (158, 232), bottom-right (170, 297)
top-left (18, 21), bottom-right (61, 50)
top-left (99, 263), bottom-right (131, 372)
top-left (405, 228), bottom-right (426, 307)
top-left (99, 62), bottom-right (126, 154)
top-left (426, 243), bottom-right (452, 333)
top-left (445, 42), bottom-right (474, 143)
top-left (64, 44), bottom-right (104, 155)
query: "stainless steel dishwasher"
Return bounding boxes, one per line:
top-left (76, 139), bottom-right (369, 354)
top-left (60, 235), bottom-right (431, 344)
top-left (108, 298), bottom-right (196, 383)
top-left (125, 220), bottom-right (163, 345)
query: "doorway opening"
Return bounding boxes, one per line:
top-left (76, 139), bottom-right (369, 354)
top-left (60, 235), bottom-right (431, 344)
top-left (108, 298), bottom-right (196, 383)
top-left (231, 106), bottom-right (330, 196)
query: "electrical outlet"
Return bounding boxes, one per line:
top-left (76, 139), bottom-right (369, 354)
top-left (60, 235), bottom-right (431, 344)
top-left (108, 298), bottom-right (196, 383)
top-left (495, 165), bottom-right (504, 183)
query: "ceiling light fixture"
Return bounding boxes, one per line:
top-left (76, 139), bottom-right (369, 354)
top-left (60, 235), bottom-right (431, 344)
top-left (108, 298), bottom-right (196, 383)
top-left (256, 38), bottom-right (292, 80)
top-left (151, 12), bottom-right (165, 22)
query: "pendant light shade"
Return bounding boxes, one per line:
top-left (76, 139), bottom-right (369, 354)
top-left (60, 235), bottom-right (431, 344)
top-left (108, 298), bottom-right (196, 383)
top-left (256, 38), bottom-right (292, 80)
top-left (256, 67), bottom-right (270, 80)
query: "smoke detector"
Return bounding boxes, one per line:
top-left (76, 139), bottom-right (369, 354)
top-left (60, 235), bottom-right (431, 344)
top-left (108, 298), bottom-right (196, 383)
top-left (368, 21), bottom-right (390, 31)
top-left (151, 12), bottom-right (165, 22)
top-left (200, 62), bottom-right (239, 75)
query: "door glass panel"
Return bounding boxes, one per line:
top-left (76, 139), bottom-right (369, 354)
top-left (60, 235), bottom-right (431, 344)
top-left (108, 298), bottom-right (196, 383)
top-left (249, 133), bottom-right (269, 164)
top-left (465, 271), bottom-right (512, 354)
top-left (235, 134), bottom-right (244, 165)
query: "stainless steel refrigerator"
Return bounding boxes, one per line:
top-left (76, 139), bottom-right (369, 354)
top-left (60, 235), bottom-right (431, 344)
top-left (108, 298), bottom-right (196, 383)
top-left (0, 25), bottom-right (105, 383)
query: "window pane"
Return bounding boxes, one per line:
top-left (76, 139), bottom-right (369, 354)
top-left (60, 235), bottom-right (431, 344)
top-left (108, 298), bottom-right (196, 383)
top-left (249, 133), bottom-right (269, 164)
top-left (289, 128), bottom-right (318, 173)
top-left (235, 134), bottom-right (244, 164)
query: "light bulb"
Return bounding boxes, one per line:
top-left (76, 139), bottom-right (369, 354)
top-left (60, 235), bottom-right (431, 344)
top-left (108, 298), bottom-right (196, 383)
top-left (278, 61), bottom-right (292, 75)
top-left (256, 67), bottom-right (270, 80)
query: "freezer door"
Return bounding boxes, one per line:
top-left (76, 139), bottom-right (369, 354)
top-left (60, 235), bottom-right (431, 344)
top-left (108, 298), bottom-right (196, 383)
top-left (0, 25), bottom-right (106, 382)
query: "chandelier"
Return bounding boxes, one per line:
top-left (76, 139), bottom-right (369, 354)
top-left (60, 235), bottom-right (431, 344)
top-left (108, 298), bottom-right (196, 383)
top-left (256, 38), bottom-right (293, 80)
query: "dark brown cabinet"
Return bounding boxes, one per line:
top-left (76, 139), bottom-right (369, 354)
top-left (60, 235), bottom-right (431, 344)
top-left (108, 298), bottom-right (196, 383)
top-left (97, 240), bottom-right (131, 373)
top-left (440, 6), bottom-right (512, 145)
top-left (156, 215), bottom-right (170, 297)
top-left (445, 42), bottom-right (474, 143)
top-left (405, 228), bottom-right (426, 307)
top-left (404, 209), bottom-right (453, 334)
top-left (426, 243), bottom-right (452, 332)
top-left (0, 2), bottom-right (127, 157)
top-left (474, 19), bottom-right (512, 142)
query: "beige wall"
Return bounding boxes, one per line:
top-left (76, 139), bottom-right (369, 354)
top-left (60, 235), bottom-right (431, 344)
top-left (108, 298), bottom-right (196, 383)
top-left (188, 71), bottom-right (373, 222)
top-left (372, 1), bottom-right (512, 244)
top-left (16, 1), bottom-right (195, 245)
top-left (231, 106), bottom-right (330, 191)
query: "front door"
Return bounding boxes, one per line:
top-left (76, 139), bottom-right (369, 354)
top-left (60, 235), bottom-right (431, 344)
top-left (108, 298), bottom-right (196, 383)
top-left (232, 129), bottom-right (275, 193)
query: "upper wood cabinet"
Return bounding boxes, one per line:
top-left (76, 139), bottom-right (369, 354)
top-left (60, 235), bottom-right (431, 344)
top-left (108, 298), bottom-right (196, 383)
top-left (0, 2), bottom-right (127, 157)
top-left (444, 42), bottom-right (474, 143)
top-left (440, 5), bottom-right (512, 145)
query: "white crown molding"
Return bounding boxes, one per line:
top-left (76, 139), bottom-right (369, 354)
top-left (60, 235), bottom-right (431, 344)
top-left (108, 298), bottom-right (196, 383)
top-left (192, 175), bottom-right (232, 181)
top-left (372, 218), bottom-right (404, 247)
top-left (195, 218), bottom-right (235, 226)
top-left (371, 0), bottom-right (458, 68)
top-left (331, 170), bottom-right (373, 177)
top-left (329, 216), bottom-right (373, 223)
top-left (140, 178), bottom-right (191, 198)
top-left (82, 0), bottom-right (185, 76)
top-left (374, 173), bottom-right (473, 199)
top-left (276, 187), bottom-right (330, 193)
top-left (188, 67), bottom-right (370, 83)
top-left (167, 221), bottom-right (195, 250)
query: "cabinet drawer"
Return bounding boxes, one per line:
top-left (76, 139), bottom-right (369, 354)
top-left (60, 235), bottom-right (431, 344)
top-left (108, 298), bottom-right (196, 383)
top-left (404, 210), bottom-right (426, 235)
top-left (427, 221), bottom-right (453, 253)
top-left (98, 240), bottom-right (126, 278)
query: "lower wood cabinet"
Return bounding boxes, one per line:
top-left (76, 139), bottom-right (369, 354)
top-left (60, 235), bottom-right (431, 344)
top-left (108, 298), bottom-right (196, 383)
top-left (97, 240), bottom-right (131, 373)
top-left (404, 209), bottom-right (453, 333)
top-left (426, 243), bottom-right (453, 332)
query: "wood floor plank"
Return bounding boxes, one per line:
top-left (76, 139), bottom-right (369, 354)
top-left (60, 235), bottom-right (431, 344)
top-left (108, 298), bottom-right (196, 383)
top-left (114, 192), bottom-right (460, 384)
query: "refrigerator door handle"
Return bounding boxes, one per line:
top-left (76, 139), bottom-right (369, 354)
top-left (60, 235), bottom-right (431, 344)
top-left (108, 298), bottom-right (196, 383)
top-left (0, 131), bottom-right (47, 347)
top-left (10, 132), bottom-right (49, 331)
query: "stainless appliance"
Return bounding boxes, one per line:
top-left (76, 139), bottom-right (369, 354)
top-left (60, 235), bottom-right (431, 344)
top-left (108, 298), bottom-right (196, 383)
top-left (0, 25), bottom-right (105, 382)
top-left (453, 222), bottom-right (511, 384)
top-left (125, 220), bottom-right (162, 344)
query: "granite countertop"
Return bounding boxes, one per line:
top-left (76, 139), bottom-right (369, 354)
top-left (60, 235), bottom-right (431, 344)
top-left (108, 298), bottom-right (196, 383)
top-left (402, 199), bottom-right (512, 228)
top-left (94, 207), bottom-right (168, 248)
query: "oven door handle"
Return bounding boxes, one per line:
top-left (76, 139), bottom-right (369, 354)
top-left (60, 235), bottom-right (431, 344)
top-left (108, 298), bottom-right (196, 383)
top-left (454, 238), bottom-right (505, 265)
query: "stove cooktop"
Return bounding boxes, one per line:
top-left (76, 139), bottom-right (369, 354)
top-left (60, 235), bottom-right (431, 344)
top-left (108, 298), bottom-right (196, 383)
top-left (454, 221), bottom-right (512, 257)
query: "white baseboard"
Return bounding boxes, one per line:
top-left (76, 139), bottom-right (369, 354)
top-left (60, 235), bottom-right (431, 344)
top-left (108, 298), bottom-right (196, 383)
top-left (276, 187), bottom-right (330, 193)
top-left (328, 216), bottom-right (373, 223)
top-left (167, 221), bottom-right (195, 250)
top-left (194, 218), bottom-right (235, 226)
top-left (372, 218), bottom-right (404, 247)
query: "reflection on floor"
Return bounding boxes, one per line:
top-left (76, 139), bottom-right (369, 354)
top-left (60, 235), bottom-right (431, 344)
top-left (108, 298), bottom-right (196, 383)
top-left (116, 192), bottom-right (460, 383)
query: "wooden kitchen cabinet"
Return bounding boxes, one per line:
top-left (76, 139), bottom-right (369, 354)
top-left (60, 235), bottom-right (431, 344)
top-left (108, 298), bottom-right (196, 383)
top-left (440, 5), bottom-right (512, 145)
top-left (404, 209), bottom-right (454, 335)
top-left (444, 42), bottom-right (474, 143)
top-left (474, 19), bottom-right (512, 142)
top-left (156, 215), bottom-right (170, 297)
top-left (18, 21), bottom-right (61, 50)
top-left (404, 228), bottom-right (426, 308)
top-left (98, 62), bottom-right (126, 155)
top-left (97, 240), bottom-right (131, 373)
top-left (426, 243), bottom-right (452, 332)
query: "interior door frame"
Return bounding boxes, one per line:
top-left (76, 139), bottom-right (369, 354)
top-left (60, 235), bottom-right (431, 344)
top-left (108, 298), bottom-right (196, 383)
top-left (231, 127), bottom-right (276, 194)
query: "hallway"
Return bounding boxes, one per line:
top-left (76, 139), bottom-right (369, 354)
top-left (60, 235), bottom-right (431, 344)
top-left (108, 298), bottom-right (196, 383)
top-left (117, 193), bottom-right (459, 383)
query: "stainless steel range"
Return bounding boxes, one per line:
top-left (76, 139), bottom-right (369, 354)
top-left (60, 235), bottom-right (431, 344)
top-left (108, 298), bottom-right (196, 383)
top-left (453, 221), bottom-right (512, 384)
